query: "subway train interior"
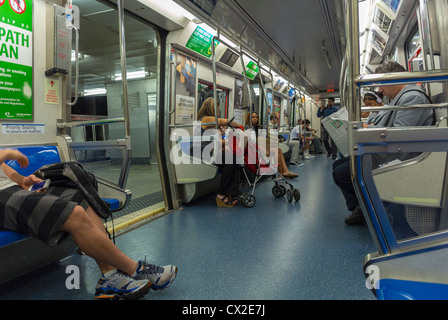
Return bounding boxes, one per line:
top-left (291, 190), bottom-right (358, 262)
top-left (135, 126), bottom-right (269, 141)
top-left (1, 0), bottom-right (448, 304)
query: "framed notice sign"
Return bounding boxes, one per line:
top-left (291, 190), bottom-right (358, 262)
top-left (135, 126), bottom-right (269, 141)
top-left (0, 0), bottom-right (33, 120)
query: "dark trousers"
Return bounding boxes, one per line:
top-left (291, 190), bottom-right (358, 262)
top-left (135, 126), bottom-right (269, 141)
top-left (217, 163), bottom-right (240, 196)
top-left (332, 157), bottom-right (358, 211)
top-left (322, 126), bottom-right (337, 157)
top-left (332, 157), bottom-right (418, 239)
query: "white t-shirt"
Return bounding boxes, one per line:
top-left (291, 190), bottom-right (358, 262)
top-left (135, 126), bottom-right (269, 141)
top-left (290, 125), bottom-right (303, 140)
top-left (0, 167), bottom-right (17, 190)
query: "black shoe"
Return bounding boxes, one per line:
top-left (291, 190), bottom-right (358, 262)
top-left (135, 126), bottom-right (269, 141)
top-left (332, 155), bottom-right (337, 160)
top-left (344, 206), bottom-right (365, 225)
top-left (326, 153), bottom-right (331, 158)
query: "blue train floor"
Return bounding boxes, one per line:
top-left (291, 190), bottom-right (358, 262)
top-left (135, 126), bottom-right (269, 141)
top-left (0, 154), bottom-right (377, 300)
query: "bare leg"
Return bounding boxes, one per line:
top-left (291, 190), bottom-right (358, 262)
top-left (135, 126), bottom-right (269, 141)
top-left (60, 205), bottom-right (138, 275)
top-left (277, 149), bottom-right (297, 177)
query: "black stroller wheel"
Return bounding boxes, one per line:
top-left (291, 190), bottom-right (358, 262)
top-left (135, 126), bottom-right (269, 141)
top-left (241, 194), bottom-right (256, 208)
top-left (272, 185), bottom-right (283, 198)
top-left (293, 188), bottom-right (300, 202)
top-left (286, 189), bottom-right (293, 202)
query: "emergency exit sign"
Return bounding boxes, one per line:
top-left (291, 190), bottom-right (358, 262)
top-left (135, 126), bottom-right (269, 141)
top-left (0, 0), bottom-right (33, 121)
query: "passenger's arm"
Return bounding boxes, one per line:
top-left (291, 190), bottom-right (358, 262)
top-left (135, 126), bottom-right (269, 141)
top-left (0, 150), bottom-right (41, 189)
top-left (201, 116), bottom-right (243, 129)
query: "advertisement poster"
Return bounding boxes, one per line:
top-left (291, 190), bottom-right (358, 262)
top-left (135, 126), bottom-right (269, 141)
top-left (0, 0), bottom-right (33, 120)
top-left (186, 26), bottom-right (219, 58)
top-left (175, 52), bottom-right (196, 124)
top-left (245, 60), bottom-right (259, 80)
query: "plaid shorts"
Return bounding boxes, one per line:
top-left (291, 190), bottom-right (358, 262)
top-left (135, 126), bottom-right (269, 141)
top-left (0, 185), bottom-right (89, 247)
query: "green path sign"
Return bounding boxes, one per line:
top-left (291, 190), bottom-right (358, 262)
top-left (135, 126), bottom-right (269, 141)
top-left (245, 60), bottom-right (259, 80)
top-left (186, 26), bottom-right (219, 58)
top-left (0, 0), bottom-right (33, 121)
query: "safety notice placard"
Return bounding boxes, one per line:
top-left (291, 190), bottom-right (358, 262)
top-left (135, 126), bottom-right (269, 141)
top-left (0, 0), bottom-right (33, 120)
top-left (44, 78), bottom-right (59, 104)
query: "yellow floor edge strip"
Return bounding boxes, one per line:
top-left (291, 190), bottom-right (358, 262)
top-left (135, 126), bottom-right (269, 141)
top-left (107, 205), bottom-right (166, 234)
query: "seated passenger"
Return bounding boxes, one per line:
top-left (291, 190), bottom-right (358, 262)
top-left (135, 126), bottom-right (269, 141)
top-left (195, 97), bottom-right (243, 207)
top-left (303, 119), bottom-right (323, 154)
top-left (302, 119), bottom-right (315, 159)
top-left (332, 60), bottom-right (434, 227)
top-left (245, 112), bottom-right (297, 179)
top-left (0, 149), bottom-right (177, 299)
top-left (287, 119), bottom-right (305, 166)
top-left (361, 91), bottom-right (384, 126)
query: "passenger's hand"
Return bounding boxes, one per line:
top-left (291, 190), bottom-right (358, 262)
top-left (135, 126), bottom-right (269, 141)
top-left (21, 174), bottom-right (43, 191)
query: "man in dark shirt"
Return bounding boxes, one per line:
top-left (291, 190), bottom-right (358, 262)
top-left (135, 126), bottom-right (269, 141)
top-left (317, 97), bottom-right (339, 159)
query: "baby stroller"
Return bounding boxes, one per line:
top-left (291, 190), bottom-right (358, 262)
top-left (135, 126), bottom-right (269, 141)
top-left (225, 120), bottom-right (300, 208)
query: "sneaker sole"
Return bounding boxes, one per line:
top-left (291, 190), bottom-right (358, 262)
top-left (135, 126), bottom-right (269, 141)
top-left (152, 266), bottom-right (178, 290)
top-left (95, 281), bottom-right (151, 300)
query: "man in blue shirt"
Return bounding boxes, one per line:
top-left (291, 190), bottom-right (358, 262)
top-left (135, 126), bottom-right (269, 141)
top-left (317, 97), bottom-right (339, 159)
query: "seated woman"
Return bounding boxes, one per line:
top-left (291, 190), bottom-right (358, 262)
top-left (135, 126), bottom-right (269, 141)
top-left (245, 112), bottom-right (298, 179)
top-left (195, 97), bottom-right (243, 207)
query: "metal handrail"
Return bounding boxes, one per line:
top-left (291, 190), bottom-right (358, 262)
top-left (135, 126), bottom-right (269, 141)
top-left (361, 102), bottom-right (448, 112)
top-left (355, 69), bottom-right (448, 87)
top-left (57, 117), bottom-right (125, 128)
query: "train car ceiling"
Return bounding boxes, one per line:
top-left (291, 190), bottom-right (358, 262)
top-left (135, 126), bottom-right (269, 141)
top-left (162, 0), bottom-right (347, 100)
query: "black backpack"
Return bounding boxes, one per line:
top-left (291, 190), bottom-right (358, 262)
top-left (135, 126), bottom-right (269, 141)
top-left (34, 161), bottom-right (111, 220)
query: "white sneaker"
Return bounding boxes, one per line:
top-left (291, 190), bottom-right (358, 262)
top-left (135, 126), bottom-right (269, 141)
top-left (304, 154), bottom-right (312, 160)
top-left (305, 151), bottom-right (315, 158)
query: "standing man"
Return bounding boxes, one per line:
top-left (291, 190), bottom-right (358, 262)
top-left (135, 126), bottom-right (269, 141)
top-left (317, 97), bottom-right (338, 159)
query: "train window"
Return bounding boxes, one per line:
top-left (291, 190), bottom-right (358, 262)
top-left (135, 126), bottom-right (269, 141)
top-left (373, 6), bottom-right (393, 35)
top-left (406, 26), bottom-right (423, 71)
top-left (198, 82), bottom-right (228, 118)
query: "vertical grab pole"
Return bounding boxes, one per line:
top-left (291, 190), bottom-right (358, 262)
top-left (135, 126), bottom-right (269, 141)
top-left (212, 35), bottom-right (219, 128)
top-left (346, 0), bottom-right (360, 122)
top-left (117, 0), bottom-right (131, 188)
top-left (258, 59), bottom-right (269, 130)
top-left (239, 48), bottom-right (252, 125)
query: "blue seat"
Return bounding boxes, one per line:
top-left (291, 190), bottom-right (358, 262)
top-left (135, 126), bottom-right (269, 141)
top-left (4, 145), bottom-right (61, 177)
top-left (0, 231), bottom-right (28, 247)
top-left (1, 146), bottom-right (62, 249)
top-left (102, 198), bottom-right (120, 211)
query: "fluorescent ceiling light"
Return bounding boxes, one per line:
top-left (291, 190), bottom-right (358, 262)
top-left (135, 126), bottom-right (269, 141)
top-left (84, 88), bottom-right (107, 96)
top-left (137, 0), bottom-right (199, 21)
top-left (113, 71), bottom-right (149, 81)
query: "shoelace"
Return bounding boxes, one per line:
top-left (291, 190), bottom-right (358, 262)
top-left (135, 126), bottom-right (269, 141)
top-left (139, 257), bottom-right (164, 276)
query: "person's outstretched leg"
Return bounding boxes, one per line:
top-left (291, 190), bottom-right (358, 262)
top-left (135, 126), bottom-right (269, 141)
top-left (60, 205), bottom-right (138, 275)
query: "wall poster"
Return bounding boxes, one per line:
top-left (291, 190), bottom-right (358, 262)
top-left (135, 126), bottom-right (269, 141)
top-left (174, 51), bottom-right (197, 124)
top-left (0, 0), bottom-right (33, 120)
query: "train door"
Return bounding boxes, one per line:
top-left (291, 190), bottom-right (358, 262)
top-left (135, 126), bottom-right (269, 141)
top-left (344, 0), bottom-right (448, 299)
top-left (66, 0), bottom-right (166, 223)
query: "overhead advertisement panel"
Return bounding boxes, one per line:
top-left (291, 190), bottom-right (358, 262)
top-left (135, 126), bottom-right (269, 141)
top-left (186, 26), bottom-right (219, 58)
top-left (0, 0), bottom-right (33, 121)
